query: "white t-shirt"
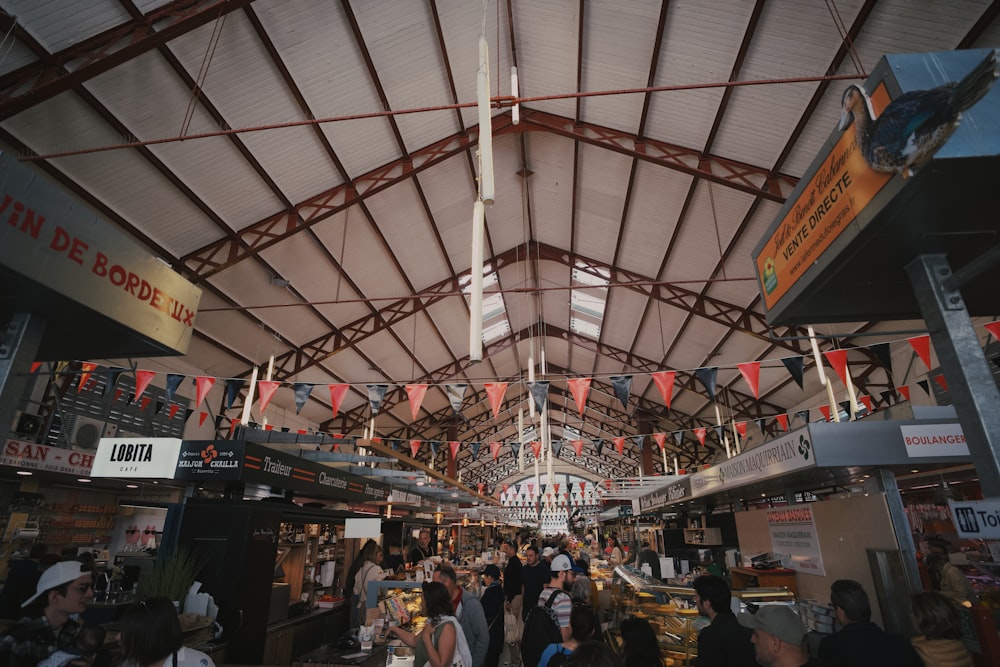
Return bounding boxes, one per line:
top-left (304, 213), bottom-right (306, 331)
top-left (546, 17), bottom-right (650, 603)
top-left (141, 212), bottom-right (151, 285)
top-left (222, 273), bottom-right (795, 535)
top-left (353, 560), bottom-right (385, 596)
top-left (123, 647), bottom-right (215, 667)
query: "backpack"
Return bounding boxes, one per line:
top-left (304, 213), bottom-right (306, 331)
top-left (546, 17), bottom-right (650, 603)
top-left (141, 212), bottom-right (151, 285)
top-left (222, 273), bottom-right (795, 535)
top-left (521, 589), bottom-right (568, 667)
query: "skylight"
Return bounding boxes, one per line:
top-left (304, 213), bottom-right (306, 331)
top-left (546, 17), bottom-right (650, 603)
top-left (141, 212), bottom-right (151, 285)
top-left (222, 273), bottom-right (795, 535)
top-left (462, 266), bottom-right (510, 344)
top-left (569, 265), bottom-right (609, 338)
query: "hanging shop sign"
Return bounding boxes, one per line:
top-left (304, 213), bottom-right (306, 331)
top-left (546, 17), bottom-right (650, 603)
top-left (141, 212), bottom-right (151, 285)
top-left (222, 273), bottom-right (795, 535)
top-left (91, 437), bottom-right (183, 478)
top-left (900, 424), bottom-right (969, 458)
top-left (636, 476), bottom-right (692, 514)
top-left (2, 438), bottom-right (95, 476)
top-left (691, 428), bottom-right (816, 498)
top-left (243, 442), bottom-right (390, 503)
top-left (174, 440), bottom-right (245, 480)
top-left (949, 499), bottom-right (1000, 540)
top-left (0, 150), bottom-right (201, 356)
top-left (766, 505), bottom-right (826, 576)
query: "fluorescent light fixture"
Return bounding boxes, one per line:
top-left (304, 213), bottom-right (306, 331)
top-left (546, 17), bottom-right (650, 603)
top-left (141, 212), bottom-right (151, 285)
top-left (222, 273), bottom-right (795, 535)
top-left (78, 478), bottom-right (92, 483)
top-left (16, 471), bottom-right (32, 476)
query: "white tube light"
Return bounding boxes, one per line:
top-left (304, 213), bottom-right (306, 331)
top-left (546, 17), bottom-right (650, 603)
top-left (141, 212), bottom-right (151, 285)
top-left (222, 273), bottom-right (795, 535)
top-left (477, 35), bottom-right (495, 205)
top-left (469, 200), bottom-right (485, 362)
top-left (511, 66), bottom-right (519, 125)
top-left (240, 364), bottom-right (258, 426)
top-left (527, 351), bottom-right (536, 418)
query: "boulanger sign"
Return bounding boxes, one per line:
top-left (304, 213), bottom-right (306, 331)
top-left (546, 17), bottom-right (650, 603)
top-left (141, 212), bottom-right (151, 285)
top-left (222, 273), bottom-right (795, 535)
top-left (691, 428), bottom-right (816, 498)
top-left (91, 438), bottom-right (183, 478)
top-left (900, 424), bottom-right (969, 458)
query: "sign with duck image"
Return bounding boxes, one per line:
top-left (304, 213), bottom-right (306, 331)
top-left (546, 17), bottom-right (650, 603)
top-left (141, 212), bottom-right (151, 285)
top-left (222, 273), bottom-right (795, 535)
top-left (753, 48), bottom-right (1000, 324)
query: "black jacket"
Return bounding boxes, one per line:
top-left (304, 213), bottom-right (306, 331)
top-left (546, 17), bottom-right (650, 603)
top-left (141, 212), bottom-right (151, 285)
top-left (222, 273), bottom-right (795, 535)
top-left (693, 612), bottom-right (757, 667)
top-left (817, 621), bottom-right (923, 667)
top-left (480, 582), bottom-right (505, 656)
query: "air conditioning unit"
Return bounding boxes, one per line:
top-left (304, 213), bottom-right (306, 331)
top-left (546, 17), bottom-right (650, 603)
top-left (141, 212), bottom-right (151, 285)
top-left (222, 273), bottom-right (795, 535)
top-left (13, 411), bottom-right (43, 438)
top-left (65, 415), bottom-right (116, 448)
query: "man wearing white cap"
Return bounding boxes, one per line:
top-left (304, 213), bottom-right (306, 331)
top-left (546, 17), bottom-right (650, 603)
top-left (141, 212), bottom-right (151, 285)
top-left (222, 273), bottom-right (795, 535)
top-left (0, 560), bottom-right (94, 667)
top-left (737, 605), bottom-right (819, 667)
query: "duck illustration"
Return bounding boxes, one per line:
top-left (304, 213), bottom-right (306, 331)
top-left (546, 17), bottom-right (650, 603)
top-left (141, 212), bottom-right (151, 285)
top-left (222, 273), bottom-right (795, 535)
top-left (839, 49), bottom-right (999, 178)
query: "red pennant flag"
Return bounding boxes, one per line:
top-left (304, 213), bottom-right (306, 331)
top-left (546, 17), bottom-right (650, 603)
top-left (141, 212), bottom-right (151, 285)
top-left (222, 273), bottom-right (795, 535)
top-left (554, 483), bottom-right (560, 495)
top-left (908, 335), bottom-right (931, 369)
top-left (449, 441), bottom-right (460, 459)
top-left (478, 483), bottom-right (485, 494)
top-left (169, 404), bottom-right (180, 419)
top-left (195, 376), bottom-right (215, 407)
top-left (776, 413), bottom-right (789, 431)
top-left (694, 428), bottom-right (707, 446)
top-left (134, 370), bottom-right (156, 402)
top-left (490, 441), bottom-right (502, 460)
top-left (298, 429), bottom-right (307, 435)
top-left (898, 385), bottom-right (911, 401)
top-left (77, 363), bottom-right (98, 393)
top-left (823, 349), bottom-right (850, 387)
top-left (30, 361), bottom-right (42, 373)
top-left (199, 411), bottom-right (209, 427)
top-left (819, 405), bottom-right (831, 421)
top-left (613, 437), bottom-right (625, 455)
top-left (604, 479), bottom-right (612, 490)
top-left (139, 396), bottom-right (151, 411)
top-left (405, 384), bottom-right (428, 421)
top-left (735, 422), bottom-right (747, 439)
top-left (484, 382), bottom-right (508, 419)
top-left (230, 419), bottom-right (239, 437)
top-left (410, 440), bottom-right (421, 458)
top-left (257, 380), bottom-right (280, 413)
top-left (531, 441), bottom-right (541, 458)
top-left (651, 371), bottom-right (676, 409)
top-left (572, 440), bottom-right (584, 456)
top-left (736, 362), bottom-right (761, 399)
top-left (528, 483), bottom-right (535, 495)
top-left (566, 378), bottom-right (592, 417)
top-left (934, 375), bottom-right (948, 392)
top-left (986, 321), bottom-right (1000, 342)
top-left (264, 424), bottom-right (274, 431)
top-left (329, 384), bottom-right (349, 420)
top-left (860, 395), bottom-right (873, 412)
top-left (502, 484), bottom-right (509, 494)
top-left (653, 433), bottom-right (666, 450)
top-left (114, 388), bottom-right (124, 402)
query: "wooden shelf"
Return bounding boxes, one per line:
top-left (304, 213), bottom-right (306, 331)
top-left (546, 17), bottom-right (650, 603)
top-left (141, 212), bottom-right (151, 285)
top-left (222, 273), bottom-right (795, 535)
top-left (730, 567), bottom-right (798, 597)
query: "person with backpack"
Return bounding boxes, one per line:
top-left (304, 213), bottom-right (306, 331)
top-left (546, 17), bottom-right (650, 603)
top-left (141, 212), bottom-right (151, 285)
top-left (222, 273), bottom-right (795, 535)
top-left (538, 603), bottom-right (596, 667)
top-left (522, 554), bottom-right (575, 666)
top-left (388, 581), bottom-right (473, 667)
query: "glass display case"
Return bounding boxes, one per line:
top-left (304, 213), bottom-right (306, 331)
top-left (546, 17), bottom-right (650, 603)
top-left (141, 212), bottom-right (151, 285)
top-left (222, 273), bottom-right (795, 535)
top-left (608, 566), bottom-right (797, 666)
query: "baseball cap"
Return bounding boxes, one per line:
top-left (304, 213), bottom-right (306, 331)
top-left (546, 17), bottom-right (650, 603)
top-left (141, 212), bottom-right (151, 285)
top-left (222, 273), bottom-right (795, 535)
top-left (22, 561), bottom-right (88, 607)
top-left (483, 564), bottom-right (502, 579)
top-left (542, 546), bottom-right (557, 558)
top-left (550, 554), bottom-right (573, 572)
top-left (737, 605), bottom-right (806, 646)
top-left (571, 559), bottom-right (587, 574)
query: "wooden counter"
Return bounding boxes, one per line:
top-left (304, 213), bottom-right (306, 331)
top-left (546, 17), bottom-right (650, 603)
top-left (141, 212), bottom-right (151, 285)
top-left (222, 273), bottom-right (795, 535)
top-left (730, 567), bottom-right (798, 597)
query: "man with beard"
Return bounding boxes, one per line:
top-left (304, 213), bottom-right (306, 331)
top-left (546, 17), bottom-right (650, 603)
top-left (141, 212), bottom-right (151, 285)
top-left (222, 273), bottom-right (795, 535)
top-left (409, 529), bottom-right (435, 565)
top-left (692, 574), bottom-right (756, 667)
top-left (521, 545), bottom-right (550, 620)
top-left (537, 554), bottom-right (575, 642)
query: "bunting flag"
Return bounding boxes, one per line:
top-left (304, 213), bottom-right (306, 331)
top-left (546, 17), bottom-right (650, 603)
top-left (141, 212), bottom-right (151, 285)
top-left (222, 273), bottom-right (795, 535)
top-left (674, 431), bottom-right (684, 447)
top-left (195, 376), bottom-right (215, 407)
top-left (552, 439), bottom-right (563, 458)
top-left (531, 441), bottom-right (542, 458)
top-left (566, 378), bottom-right (592, 417)
top-left (484, 382), bottom-right (508, 419)
top-left (169, 404), bottom-right (181, 420)
top-left (776, 413), bottom-right (789, 431)
top-left (604, 479), bottom-right (612, 490)
top-left (694, 427), bottom-right (707, 446)
top-left (609, 375), bottom-right (632, 410)
top-left (198, 411), bottom-right (209, 427)
top-left (735, 422), bottom-right (747, 439)
top-left (553, 483), bottom-right (560, 495)
top-left (230, 420), bottom-right (239, 438)
top-left (470, 441), bottom-right (482, 461)
top-left (429, 441), bottom-right (440, 458)
top-left (713, 425), bottom-right (723, 442)
top-left (405, 384), bottom-right (429, 421)
top-left (754, 417), bottom-right (766, 434)
top-left (572, 440), bottom-right (584, 456)
top-left (823, 349), bottom-right (850, 387)
top-left (934, 375), bottom-right (948, 393)
top-left (917, 380), bottom-right (930, 396)
top-left (410, 440), bottom-right (421, 458)
top-left (796, 409), bottom-right (810, 424)
top-left (898, 385), bottom-right (911, 401)
top-left (264, 424), bottom-right (274, 431)
top-left (527, 381), bottom-right (549, 414)
top-left (446, 383), bottom-right (468, 418)
top-left (257, 381), bottom-right (280, 413)
top-left (908, 335), bottom-right (931, 369)
top-left (367, 384), bottom-right (389, 416)
top-left (870, 342), bottom-right (893, 371)
top-left (593, 438), bottom-right (605, 455)
top-left (860, 395), bottom-right (873, 412)
top-left (491, 441), bottom-right (502, 460)
top-left (632, 435), bottom-right (645, 452)
top-left (736, 362), bottom-right (761, 399)
top-left (694, 367), bottom-right (718, 402)
top-left (225, 379), bottom-right (244, 410)
top-left (780, 357), bottom-right (804, 389)
top-left (838, 400), bottom-right (851, 416)
top-left (653, 433), bottom-right (666, 450)
top-left (139, 397), bottom-right (151, 411)
top-left (154, 400), bottom-right (164, 415)
top-left (819, 405), bottom-right (831, 421)
top-left (510, 440), bottom-right (521, 458)
top-left (102, 369), bottom-right (123, 397)
top-left (329, 384), bottom-right (349, 420)
top-left (133, 370), bottom-right (156, 402)
top-left (30, 361), bottom-right (43, 374)
top-left (214, 416), bottom-right (224, 430)
top-left (986, 321), bottom-right (1000, 341)
top-left (650, 371), bottom-right (676, 410)
top-left (77, 363), bottom-right (98, 393)
top-left (477, 483), bottom-right (485, 495)
top-left (293, 383), bottom-right (314, 414)
top-left (449, 441), bottom-right (460, 459)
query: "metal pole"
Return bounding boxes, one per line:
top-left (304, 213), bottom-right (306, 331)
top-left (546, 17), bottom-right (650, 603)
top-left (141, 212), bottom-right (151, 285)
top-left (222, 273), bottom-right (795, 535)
top-left (906, 254), bottom-right (1000, 497)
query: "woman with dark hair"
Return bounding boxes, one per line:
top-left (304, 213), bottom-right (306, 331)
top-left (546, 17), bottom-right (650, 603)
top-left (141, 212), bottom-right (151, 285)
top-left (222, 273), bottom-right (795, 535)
top-left (606, 537), bottom-right (623, 566)
top-left (565, 640), bottom-right (622, 667)
top-left (352, 541), bottom-right (384, 627)
top-left (388, 581), bottom-right (472, 667)
top-left (538, 604), bottom-right (596, 666)
top-left (620, 615), bottom-right (663, 667)
top-left (119, 597), bottom-right (214, 667)
top-left (910, 591), bottom-right (973, 667)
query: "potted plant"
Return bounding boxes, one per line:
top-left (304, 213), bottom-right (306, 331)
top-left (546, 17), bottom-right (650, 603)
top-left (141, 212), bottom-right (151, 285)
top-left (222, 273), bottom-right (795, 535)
top-left (138, 546), bottom-right (205, 607)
